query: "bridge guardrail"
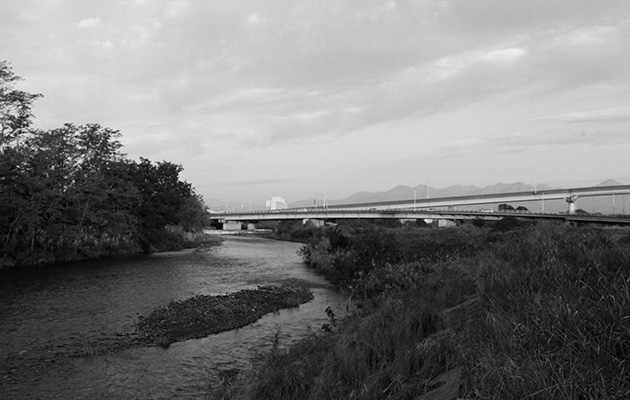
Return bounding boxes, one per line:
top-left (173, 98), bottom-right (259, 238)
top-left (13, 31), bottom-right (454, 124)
top-left (214, 208), bottom-right (629, 219)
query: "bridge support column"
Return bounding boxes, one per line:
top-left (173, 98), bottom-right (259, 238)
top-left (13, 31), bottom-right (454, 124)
top-left (223, 221), bottom-right (242, 231)
top-left (566, 195), bottom-right (579, 215)
top-left (303, 218), bottom-right (325, 227)
top-left (438, 219), bottom-right (456, 228)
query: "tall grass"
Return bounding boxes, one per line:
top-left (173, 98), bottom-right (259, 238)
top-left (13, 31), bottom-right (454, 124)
top-left (216, 223), bottom-right (630, 399)
top-left (460, 224), bottom-right (630, 399)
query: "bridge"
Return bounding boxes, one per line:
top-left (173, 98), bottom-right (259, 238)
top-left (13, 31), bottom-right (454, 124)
top-left (320, 184), bottom-right (630, 214)
top-left (213, 185), bottom-right (630, 230)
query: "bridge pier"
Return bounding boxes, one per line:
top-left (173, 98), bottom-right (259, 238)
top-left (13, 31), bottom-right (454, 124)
top-left (223, 221), bottom-right (242, 231)
top-left (438, 219), bottom-right (456, 228)
top-left (303, 218), bottom-right (325, 227)
top-left (565, 195), bottom-right (579, 215)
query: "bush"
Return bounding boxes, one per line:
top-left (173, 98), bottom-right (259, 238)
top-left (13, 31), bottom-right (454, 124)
top-left (396, 225), bottom-right (486, 262)
top-left (299, 226), bottom-right (402, 288)
top-left (491, 216), bottom-right (527, 232)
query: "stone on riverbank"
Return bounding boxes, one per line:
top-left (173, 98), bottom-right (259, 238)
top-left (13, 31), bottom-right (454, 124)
top-left (136, 285), bottom-right (314, 347)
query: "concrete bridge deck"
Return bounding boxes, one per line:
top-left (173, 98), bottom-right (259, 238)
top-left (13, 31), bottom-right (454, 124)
top-left (212, 185), bottom-right (630, 229)
top-left (216, 209), bottom-right (630, 226)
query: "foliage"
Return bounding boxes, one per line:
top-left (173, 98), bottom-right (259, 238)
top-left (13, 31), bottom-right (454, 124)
top-left (296, 225), bottom-right (403, 287)
top-left (125, 157), bottom-right (209, 252)
top-left (272, 220), bottom-right (320, 242)
top-left (472, 217), bottom-right (485, 228)
top-left (0, 61), bottom-right (209, 268)
top-left (497, 203), bottom-right (514, 211)
top-left (490, 215), bottom-right (529, 233)
top-left (0, 60), bottom-right (41, 144)
top-left (298, 224), bottom-right (486, 290)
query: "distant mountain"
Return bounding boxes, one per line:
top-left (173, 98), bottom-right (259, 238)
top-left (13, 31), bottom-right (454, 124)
top-left (596, 179), bottom-right (622, 187)
top-left (339, 185), bottom-right (422, 205)
top-left (319, 182), bottom-right (554, 206)
top-left (480, 182), bottom-right (556, 194)
top-left (436, 184), bottom-right (481, 197)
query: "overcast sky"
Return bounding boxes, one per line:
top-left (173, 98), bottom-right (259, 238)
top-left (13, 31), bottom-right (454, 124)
top-left (2, 0), bottom-right (630, 205)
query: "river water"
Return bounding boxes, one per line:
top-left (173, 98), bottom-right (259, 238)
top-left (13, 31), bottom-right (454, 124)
top-left (0, 235), bottom-right (350, 399)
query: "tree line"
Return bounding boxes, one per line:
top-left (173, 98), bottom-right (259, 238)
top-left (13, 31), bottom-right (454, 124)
top-left (1, 61), bottom-right (209, 268)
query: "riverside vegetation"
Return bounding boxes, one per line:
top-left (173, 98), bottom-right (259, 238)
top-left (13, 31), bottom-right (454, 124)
top-left (1, 60), bottom-right (211, 269)
top-left (213, 219), bottom-right (630, 399)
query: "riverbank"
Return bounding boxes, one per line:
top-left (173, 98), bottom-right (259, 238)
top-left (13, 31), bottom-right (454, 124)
top-left (214, 222), bottom-right (630, 399)
top-left (0, 230), bottom-right (222, 271)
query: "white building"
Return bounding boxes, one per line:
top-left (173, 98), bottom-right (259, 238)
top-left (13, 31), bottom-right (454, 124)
top-left (266, 196), bottom-right (288, 210)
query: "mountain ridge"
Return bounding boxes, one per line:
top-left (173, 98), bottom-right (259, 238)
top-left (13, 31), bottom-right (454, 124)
top-left (291, 181), bottom-right (558, 208)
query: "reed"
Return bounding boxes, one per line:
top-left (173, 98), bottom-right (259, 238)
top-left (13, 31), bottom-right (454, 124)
top-left (217, 223), bottom-right (630, 399)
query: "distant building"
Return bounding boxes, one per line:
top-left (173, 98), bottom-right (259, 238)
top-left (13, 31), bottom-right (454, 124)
top-left (266, 196), bottom-right (288, 210)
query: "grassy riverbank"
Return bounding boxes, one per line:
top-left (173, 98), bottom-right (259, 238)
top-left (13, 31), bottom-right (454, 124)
top-left (0, 229), bottom-right (222, 271)
top-left (212, 222), bottom-right (630, 399)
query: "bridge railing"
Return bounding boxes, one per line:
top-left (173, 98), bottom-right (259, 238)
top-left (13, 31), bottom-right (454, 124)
top-left (214, 208), bottom-right (629, 218)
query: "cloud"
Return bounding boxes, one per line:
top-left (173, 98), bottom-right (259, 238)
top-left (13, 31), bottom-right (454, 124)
top-left (164, 0), bottom-right (189, 18)
top-left (122, 24), bottom-right (153, 47)
top-left (4, 0), bottom-right (630, 202)
top-left (90, 40), bottom-right (114, 50)
top-left (490, 130), bottom-right (630, 150)
top-left (530, 108), bottom-right (630, 123)
top-left (246, 13), bottom-right (266, 26)
top-left (483, 47), bottom-right (526, 62)
top-left (181, 41), bottom-right (533, 147)
top-left (354, 0), bottom-right (399, 23)
top-left (218, 177), bottom-right (291, 187)
top-left (76, 17), bottom-right (102, 29)
top-left (550, 24), bottom-right (624, 47)
top-left (527, 19), bottom-right (630, 91)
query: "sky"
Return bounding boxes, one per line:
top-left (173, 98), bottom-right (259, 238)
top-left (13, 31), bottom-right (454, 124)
top-left (2, 0), bottom-right (630, 207)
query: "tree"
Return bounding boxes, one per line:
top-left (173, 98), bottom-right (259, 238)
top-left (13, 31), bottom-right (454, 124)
top-left (0, 61), bottom-right (41, 146)
top-left (1, 61), bottom-right (42, 266)
top-left (1, 61), bottom-right (210, 266)
top-left (176, 194), bottom-right (210, 232)
top-left (127, 158), bottom-right (208, 251)
top-left (472, 217), bottom-right (485, 228)
top-left (2, 123), bottom-right (138, 263)
top-left (498, 203), bottom-right (514, 211)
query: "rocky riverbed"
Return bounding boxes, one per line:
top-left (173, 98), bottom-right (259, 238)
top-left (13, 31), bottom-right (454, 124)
top-left (135, 285), bottom-right (314, 347)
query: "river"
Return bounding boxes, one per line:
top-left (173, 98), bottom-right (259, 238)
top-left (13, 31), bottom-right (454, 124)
top-left (0, 235), bottom-right (350, 399)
